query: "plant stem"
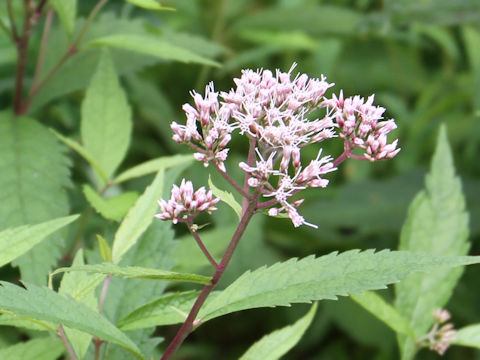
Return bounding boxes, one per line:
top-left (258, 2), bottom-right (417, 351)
top-left (29, 9), bottom-right (54, 96)
top-left (58, 324), bottom-right (77, 360)
top-left (160, 197), bottom-right (258, 360)
top-left (211, 160), bottom-right (251, 198)
top-left (0, 16), bottom-right (12, 39)
top-left (241, 137), bottom-right (256, 215)
top-left (22, 0), bottom-right (109, 112)
top-left (6, 0), bottom-right (18, 40)
top-left (187, 218), bottom-right (219, 269)
top-left (93, 274), bottom-right (111, 360)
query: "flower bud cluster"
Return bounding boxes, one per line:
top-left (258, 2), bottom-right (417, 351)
top-left (421, 308), bottom-right (457, 356)
top-left (322, 91), bottom-right (400, 161)
top-left (155, 179), bottom-right (220, 224)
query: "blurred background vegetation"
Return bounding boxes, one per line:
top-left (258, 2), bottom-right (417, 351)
top-left (2, 0), bottom-right (480, 359)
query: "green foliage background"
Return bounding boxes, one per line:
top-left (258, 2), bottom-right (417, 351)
top-left (1, 0), bottom-right (480, 359)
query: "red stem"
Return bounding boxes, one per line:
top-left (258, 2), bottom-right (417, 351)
top-left (187, 218), bottom-right (220, 269)
top-left (160, 197), bottom-right (258, 359)
top-left (58, 324), bottom-right (77, 360)
top-left (211, 160), bottom-right (251, 198)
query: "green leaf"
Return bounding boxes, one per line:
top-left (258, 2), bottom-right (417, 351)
top-left (111, 170), bottom-right (164, 264)
top-left (126, 0), bottom-right (174, 10)
top-left (0, 313), bottom-right (56, 332)
top-left (103, 220), bottom-right (176, 360)
top-left (0, 215), bottom-right (78, 268)
top-left (208, 175), bottom-right (242, 220)
top-left (452, 324), bottom-right (480, 349)
top-left (351, 291), bottom-right (415, 339)
top-left (59, 250), bottom-right (98, 360)
top-left (51, 129), bottom-right (109, 184)
top-left (114, 154), bottom-right (194, 184)
top-left (0, 337), bottom-right (64, 360)
top-left (200, 250), bottom-right (478, 323)
top-left (83, 184), bottom-right (139, 221)
top-left (52, 263), bottom-right (211, 285)
top-left (85, 34), bottom-right (220, 67)
top-left (0, 111), bottom-right (71, 284)
top-left (49, 0), bottom-right (76, 35)
top-left (117, 291), bottom-right (209, 330)
top-left (97, 234), bottom-right (113, 262)
top-left (395, 125), bottom-right (469, 360)
top-left (232, 5), bottom-right (361, 36)
top-left (81, 49), bottom-right (132, 186)
top-left (239, 303), bottom-right (317, 360)
top-left (238, 30), bottom-right (318, 51)
top-left (118, 250), bottom-right (480, 330)
top-left (0, 281), bottom-right (144, 359)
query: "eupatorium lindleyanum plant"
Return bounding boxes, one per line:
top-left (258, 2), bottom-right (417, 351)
top-left (156, 64), bottom-right (400, 358)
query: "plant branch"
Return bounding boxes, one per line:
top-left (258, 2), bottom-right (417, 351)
top-left (6, 0), bottom-right (18, 40)
top-left (211, 160), bottom-right (251, 198)
top-left (187, 218), bottom-right (219, 269)
top-left (58, 324), bottom-right (77, 360)
top-left (0, 17), bottom-right (12, 39)
top-left (241, 137), bottom-right (256, 215)
top-left (93, 274), bottom-right (111, 360)
top-left (22, 0), bottom-right (109, 112)
top-left (160, 195), bottom-right (259, 359)
top-left (29, 9), bottom-right (54, 95)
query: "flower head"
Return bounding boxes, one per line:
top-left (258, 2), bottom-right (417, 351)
top-left (155, 179), bottom-right (220, 224)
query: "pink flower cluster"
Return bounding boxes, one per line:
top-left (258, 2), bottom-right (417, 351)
top-left (429, 309), bottom-right (457, 355)
top-left (163, 64), bottom-right (399, 228)
top-left (155, 179), bottom-right (220, 224)
top-left (323, 91), bottom-right (400, 161)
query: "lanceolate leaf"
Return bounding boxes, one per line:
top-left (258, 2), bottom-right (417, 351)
top-left (118, 250), bottom-right (480, 330)
top-left (452, 324), bottom-right (480, 349)
top-left (86, 34), bottom-right (220, 67)
top-left (208, 175), bottom-right (242, 219)
top-left (351, 291), bottom-right (415, 339)
top-left (59, 250), bottom-right (98, 360)
top-left (0, 281), bottom-right (143, 359)
top-left (0, 111), bottom-right (71, 284)
top-left (83, 184), bottom-right (139, 221)
top-left (112, 170), bottom-right (164, 264)
top-left (200, 250), bottom-right (478, 323)
top-left (81, 49), bottom-right (132, 187)
top-left (395, 126), bottom-right (469, 360)
top-left (114, 154), bottom-right (193, 184)
top-left (49, 0), bottom-right (76, 35)
top-left (0, 215), bottom-right (78, 268)
top-left (239, 303), bottom-right (317, 360)
top-left (52, 263), bottom-right (211, 285)
top-left (0, 337), bottom-right (64, 360)
top-left (126, 0), bottom-right (174, 10)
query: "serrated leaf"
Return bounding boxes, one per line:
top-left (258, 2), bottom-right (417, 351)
top-left (0, 215), bottom-right (78, 268)
top-left (85, 34), bottom-right (220, 67)
top-left (49, 0), bottom-right (76, 35)
top-left (0, 337), bottom-right (64, 360)
top-left (59, 250), bottom-right (98, 360)
top-left (97, 234), bottom-right (113, 262)
top-left (52, 263), bottom-right (211, 285)
top-left (208, 175), bottom-right (242, 219)
top-left (83, 184), bottom-right (139, 221)
top-left (103, 220), bottom-right (176, 360)
top-left (114, 154), bottom-right (193, 184)
top-left (117, 291), bottom-right (211, 330)
top-left (112, 170), bottom-right (164, 264)
top-left (0, 281), bottom-right (143, 359)
top-left (351, 291), bottom-right (415, 339)
top-left (0, 111), bottom-right (71, 284)
top-left (452, 324), bottom-right (480, 349)
top-left (240, 303), bottom-right (317, 360)
top-left (200, 250), bottom-right (479, 323)
top-left (81, 49), bottom-right (132, 187)
top-left (395, 125), bottom-right (469, 360)
top-left (126, 0), bottom-right (174, 10)
top-left (51, 129), bottom-right (109, 184)
top-left (118, 250), bottom-right (480, 330)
